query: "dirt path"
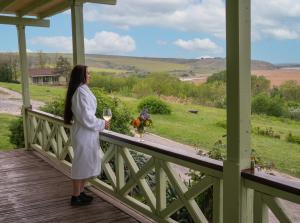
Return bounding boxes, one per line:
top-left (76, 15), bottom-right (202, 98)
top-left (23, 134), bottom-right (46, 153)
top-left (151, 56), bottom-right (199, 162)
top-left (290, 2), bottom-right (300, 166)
top-left (0, 87), bottom-right (44, 115)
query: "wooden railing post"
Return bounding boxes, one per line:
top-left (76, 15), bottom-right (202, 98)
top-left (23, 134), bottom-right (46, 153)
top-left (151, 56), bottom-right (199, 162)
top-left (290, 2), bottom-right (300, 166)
top-left (224, 0), bottom-right (252, 222)
top-left (70, 0), bottom-right (85, 65)
top-left (16, 24), bottom-right (31, 150)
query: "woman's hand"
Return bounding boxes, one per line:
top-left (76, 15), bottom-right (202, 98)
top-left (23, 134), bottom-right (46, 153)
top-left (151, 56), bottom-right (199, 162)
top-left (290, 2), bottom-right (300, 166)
top-left (104, 120), bottom-right (110, 129)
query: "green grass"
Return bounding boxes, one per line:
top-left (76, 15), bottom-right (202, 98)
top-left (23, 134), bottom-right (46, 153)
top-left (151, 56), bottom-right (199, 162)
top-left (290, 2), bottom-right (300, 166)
top-left (118, 95), bottom-right (300, 177)
top-left (0, 82), bottom-right (66, 102)
top-left (89, 67), bottom-right (126, 74)
top-left (1, 83), bottom-right (300, 177)
top-left (0, 114), bottom-right (18, 151)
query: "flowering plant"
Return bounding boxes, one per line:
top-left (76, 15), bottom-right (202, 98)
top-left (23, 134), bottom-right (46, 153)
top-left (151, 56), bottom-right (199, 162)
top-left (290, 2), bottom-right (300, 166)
top-left (131, 109), bottom-right (152, 133)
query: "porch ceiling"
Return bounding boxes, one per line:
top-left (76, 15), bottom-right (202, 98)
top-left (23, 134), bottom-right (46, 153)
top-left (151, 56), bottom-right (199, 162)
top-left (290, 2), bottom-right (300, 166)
top-left (0, 0), bottom-right (116, 19)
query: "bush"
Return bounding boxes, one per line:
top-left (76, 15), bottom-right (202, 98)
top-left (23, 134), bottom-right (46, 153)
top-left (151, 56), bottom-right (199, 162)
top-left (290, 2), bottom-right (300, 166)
top-left (251, 75), bottom-right (271, 96)
top-left (138, 96), bottom-right (171, 114)
top-left (9, 118), bottom-right (24, 148)
top-left (286, 133), bottom-right (300, 144)
top-left (42, 88), bottom-right (133, 135)
top-left (253, 127), bottom-right (281, 139)
top-left (206, 70), bottom-right (226, 83)
top-left (280, 80), bottom-right (300, 102)
top-left (252, 93), bottom-right (287, 117)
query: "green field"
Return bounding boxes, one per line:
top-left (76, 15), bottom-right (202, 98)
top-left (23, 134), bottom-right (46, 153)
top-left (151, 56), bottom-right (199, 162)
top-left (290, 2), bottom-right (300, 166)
top-left (118, 95), bottom-right (300, 177)
top-left (0, 82), bottom-right (66, 102)
top-left (0, 114), bottom-right (18, 151)
top-left (89, 67), bottom-right (126, 74)
top-left (1, 82), bottom-right (300, 177)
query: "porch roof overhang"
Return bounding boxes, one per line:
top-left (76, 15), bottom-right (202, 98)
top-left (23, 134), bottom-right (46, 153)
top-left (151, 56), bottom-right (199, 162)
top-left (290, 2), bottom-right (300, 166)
top-left (0, 0), bottom-right (116, 25)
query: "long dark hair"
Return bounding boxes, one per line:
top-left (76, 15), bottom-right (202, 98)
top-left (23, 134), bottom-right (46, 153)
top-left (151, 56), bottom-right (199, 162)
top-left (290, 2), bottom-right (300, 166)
top-left (64, 65), bottom-right (87, 124)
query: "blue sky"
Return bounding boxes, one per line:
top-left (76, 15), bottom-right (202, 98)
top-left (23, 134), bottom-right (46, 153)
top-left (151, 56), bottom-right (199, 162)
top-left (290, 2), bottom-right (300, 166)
top-left (0, 0), bottom-right (299, 64)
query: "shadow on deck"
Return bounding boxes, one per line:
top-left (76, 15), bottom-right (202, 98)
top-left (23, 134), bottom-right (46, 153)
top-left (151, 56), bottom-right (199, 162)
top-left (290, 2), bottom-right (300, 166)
top-left (0, 149), bottom-right (139, 223)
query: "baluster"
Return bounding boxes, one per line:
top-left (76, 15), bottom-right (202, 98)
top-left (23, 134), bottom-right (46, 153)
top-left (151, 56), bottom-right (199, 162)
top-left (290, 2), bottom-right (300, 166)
top-left (213, 178), bottom-right (223, 223)
top-left (115, 145), bottom-right (125, 193)
top-left (57, 125), bottom-right (63, 159)
top-left (254, 191), bottom-right (269, 223)
top-left (42, 120), bottom-right (47, 151)
top-left (155, 159), bottom-right (166, 217)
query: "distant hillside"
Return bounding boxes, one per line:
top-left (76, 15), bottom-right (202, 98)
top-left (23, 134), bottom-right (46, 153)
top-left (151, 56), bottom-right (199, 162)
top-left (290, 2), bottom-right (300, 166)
top-left (0, 53), bottom-right (276, 77)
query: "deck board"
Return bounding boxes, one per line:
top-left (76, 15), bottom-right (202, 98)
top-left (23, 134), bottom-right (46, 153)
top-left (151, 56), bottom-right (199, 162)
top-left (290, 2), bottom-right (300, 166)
top-left (0, 150), bottom-right (139, 223)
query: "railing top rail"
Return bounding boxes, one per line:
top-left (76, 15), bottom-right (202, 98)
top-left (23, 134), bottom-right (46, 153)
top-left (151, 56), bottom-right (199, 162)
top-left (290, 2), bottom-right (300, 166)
top-left (100, 131), bottom-right (223, 172)
top-left (27, 108), bottom-right (223, 172)
top-left (242, 169), bottom-right (300, 196)
top-left (27, 108), bottom-right (71, 127)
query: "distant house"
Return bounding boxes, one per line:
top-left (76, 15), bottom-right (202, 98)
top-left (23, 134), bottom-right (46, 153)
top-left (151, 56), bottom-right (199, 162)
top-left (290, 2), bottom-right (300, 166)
top-left (29, 68), bottom-right (67, 85)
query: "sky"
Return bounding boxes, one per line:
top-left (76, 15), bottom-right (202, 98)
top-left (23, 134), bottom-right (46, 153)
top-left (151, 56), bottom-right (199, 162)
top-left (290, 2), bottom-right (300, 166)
top-left (0, 0), bottom-right (299, 64)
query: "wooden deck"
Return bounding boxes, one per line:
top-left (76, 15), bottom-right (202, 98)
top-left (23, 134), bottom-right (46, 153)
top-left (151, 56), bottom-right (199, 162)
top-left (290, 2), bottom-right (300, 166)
top-left (0, 149), bottom-right (139, 223)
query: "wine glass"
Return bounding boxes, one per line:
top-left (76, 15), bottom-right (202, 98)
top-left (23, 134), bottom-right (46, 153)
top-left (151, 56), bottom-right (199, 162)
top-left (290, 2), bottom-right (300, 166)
top-left (103, 108), bottom-right (112, 122)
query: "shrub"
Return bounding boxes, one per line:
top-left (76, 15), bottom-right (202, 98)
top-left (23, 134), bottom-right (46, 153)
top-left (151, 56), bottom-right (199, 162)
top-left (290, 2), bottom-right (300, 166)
top-left (137, 96), bottom-right (171, 114)
top-left (9, 118), bottom-right (24, 148)
top-left (251, 75), bottom-right (271, 96)
top-left (286, 133), bottom-right (300, 144)
top-left (206, 70), bottom-right (226, 83)
top-left (42, 88), bottom-right (132, 135)
top-left (280, 80), bottom-right (300, 102)
top-left (252, 93), bottom-right (287, 117)
top-left (253, 126), bottom-right (281, 139)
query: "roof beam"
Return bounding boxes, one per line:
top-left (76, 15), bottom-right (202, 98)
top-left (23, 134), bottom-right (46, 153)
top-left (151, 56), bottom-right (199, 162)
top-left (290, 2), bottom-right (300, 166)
top-left (0, 15), bottom-right (50, 27)
top-left (0, 0), bottom-right (18, 11)
top-left (17, 0), bottom-right (50, 17)
top-left (84, 0), bottom-right (117, 5)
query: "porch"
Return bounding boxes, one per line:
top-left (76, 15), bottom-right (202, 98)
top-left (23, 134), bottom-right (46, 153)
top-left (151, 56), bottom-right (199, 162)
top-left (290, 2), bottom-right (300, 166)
top-left (0, 149), bottom-right (138, 223)
top-left (1, 0), bottom-right (300, 222)
top-left (2, 108), bottom-right (297, 223)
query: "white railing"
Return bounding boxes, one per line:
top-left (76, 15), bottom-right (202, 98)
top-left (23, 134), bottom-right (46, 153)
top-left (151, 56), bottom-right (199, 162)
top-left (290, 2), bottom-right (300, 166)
top-left (27, 108), bottom-right (223, 223)
top-left (26, 108), bottom-right (300, 223)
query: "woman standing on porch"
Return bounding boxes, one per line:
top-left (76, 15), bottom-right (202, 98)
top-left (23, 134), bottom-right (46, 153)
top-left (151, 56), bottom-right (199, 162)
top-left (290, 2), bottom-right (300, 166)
top-left (64, 65), bottom-right (109, 206)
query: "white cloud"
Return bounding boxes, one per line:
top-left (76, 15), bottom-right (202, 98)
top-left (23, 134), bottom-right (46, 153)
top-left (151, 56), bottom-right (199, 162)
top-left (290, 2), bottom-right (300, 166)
top-left (252, 0), bottom-right (300, 40)
top-left (30, 36), bottom-right (73, 52)
top-left (174, 38), bottom-right (222, 54)
top-left (84, 0), bottom-right (226, 38)
top-left (84, 0), bottom-right (300, 41)
top-left (30, 31), bottom-right (136, 54)
top-left (263, 28), bottom-right (300, 40)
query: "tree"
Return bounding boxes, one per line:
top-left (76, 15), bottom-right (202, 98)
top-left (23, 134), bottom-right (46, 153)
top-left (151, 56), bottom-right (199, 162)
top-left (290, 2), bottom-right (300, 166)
top-left (251, 75), bottom-right (271, 96)
top-left (37, 50), bottom-right (48, 68)
top-left (206, 70), bottom-right (226, 83)
top-left (9, 56), bottom-right (19, 81)
top-left (55, 56), bottom-right (72, 82)
top-left (0, 62), bottom-right (13, 82)
top-left (280, 80), bottom-right (300, 102)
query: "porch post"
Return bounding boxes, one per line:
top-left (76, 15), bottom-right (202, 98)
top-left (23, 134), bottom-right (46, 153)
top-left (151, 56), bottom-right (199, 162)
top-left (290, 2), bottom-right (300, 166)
top-left (223, 1), bottom-right (252, 223)
top-left (16, 24), bottom-right (31, 149)
top-left (70, 0), bottom-right (85, 65)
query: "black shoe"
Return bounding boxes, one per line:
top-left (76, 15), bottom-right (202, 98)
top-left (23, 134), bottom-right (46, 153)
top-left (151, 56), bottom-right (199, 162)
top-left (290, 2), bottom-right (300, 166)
top-left (80, 192), bottom-right (93, 202)
top-left (71, 195), bottom-right (91, 206)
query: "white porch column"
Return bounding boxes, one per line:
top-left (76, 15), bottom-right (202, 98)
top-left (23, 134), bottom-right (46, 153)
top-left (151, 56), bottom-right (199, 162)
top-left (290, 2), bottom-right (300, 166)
top-left (71, 0), bottom-right (85, 65)
top-left (16, 24), bottom-right (31, 149)
top-left (223, 1), bottom-right (252, 223)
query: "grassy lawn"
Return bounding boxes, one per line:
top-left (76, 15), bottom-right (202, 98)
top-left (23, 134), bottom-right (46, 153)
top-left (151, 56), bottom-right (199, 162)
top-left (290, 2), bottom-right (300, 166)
top-left (0, 114), bottom-right (18, 151)
top-left (0, 82), bottom-right (66, 102)
top-left (118, 95), bottom-right (300, 177)
top-left (0, 83), bottom-right (299, 177)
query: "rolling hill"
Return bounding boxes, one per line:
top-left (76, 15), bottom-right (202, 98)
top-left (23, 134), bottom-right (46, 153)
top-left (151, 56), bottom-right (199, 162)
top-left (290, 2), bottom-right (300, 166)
top-left (0, 52), bottom-right (276, 77)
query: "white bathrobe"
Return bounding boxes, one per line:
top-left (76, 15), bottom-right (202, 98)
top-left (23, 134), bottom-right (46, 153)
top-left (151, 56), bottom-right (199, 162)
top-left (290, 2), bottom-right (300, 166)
top-left (71, 84), bottom-right (105, 180)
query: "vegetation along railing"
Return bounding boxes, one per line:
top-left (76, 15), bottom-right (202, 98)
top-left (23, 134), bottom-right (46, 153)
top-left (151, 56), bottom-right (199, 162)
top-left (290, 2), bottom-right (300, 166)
top-left (26, 108), bottom-right (300, 223)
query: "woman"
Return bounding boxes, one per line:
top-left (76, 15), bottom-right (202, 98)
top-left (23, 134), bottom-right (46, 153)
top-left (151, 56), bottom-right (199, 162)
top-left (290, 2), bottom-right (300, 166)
top-left (64, 65), bottom-right (109, 206)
